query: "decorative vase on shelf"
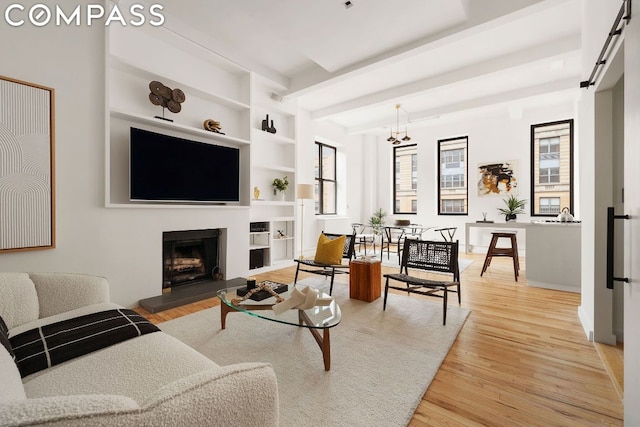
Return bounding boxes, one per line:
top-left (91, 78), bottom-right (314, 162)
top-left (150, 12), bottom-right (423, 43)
top-left (253, 187), bottom-right (260, 200)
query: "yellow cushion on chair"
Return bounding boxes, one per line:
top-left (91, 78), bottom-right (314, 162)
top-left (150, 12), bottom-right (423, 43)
top-left (314, 234), bottom-right (346, 265)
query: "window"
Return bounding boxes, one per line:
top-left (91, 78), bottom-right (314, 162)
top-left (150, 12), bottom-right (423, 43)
top-left (393, 144), bottom-right (417, 214)
top-left (530, 120), bottom-right (573, 216)
top-left (438, 136), bottom-right (468, 215)
top-left (411, 154), bottom-right (417, 190)
top-left (315, 142), bottom-right (337, 215)
top-left (539, 197), bottom-right (561, 214)
top-left (441, 199), bottom-right (465, 213)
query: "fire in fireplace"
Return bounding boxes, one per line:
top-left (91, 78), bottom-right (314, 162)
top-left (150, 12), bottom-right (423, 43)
top-left (163, 229), bottom-right (220, 290)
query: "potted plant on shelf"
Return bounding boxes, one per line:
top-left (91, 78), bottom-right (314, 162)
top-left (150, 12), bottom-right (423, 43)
top-left (272, 176), bottom-right (289, 200)
top-left (498, 194), bottom-right (527, 221)
top-left (368, 208), bottom-right (386, 234)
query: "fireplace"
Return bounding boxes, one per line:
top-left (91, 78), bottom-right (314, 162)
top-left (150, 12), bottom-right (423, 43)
top-left (163, 229), bottom-right (220, 291)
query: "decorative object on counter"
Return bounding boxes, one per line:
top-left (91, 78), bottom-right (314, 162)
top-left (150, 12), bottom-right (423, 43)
top-left (253, 186), bottom-right (261, 200)
top-left (557, 207), bottom-right (574, 222)
top-left (368, 208), bottom-right (386, 234)
top-left (203, 118), bottom-right (225, 134)
top-left (477, 161), bottom-right (518, 196)
top-left (149, 80), bottom-right (185, 122)
top-left (261, 114), bottom-right (277, 134)
top-left (476, 212), bottom-right (494, 223)
top-left (497, 194), bottom-right (526, 221)
top-left (272, 175), bottom-right (289, 200)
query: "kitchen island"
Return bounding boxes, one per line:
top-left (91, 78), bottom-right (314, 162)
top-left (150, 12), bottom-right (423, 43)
top-left (465, 221), bottom-right (581, 293)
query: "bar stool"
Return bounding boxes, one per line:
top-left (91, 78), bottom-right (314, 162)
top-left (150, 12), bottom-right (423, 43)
top-left (480, 231), bottom-right (520, 281)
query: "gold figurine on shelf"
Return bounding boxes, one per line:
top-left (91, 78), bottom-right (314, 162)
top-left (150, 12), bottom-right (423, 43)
top-left (253, 187), bottom-right (261, 199)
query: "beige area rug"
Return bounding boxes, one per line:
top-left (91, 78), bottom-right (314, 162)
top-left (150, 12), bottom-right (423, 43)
top-left (159, 277), bottom-right (470, 427)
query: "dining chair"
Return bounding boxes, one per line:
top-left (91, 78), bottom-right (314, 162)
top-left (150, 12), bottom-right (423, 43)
top-left (351, 223), bottom-right (376, 255)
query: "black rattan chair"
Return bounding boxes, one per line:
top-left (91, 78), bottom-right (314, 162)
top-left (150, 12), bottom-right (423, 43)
top-left (383, 239), bottom-right (460, 325)
top-left (293, 232), bottom-right (356, 295)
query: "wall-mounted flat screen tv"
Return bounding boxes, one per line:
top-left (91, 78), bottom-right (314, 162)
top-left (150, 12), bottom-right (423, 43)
top-left (130, 127), bottom-right (240, 203)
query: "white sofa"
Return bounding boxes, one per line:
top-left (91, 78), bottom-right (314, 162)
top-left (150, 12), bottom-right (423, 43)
top-left (0, 272), bottom-right (279, 427)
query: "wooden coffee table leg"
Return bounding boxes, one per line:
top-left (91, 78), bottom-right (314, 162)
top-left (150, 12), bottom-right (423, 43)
top-left (220, 303), bottom-right (233, 329)
top-left (322, 328), bottom-right (331, 371)
top-left (299, 310), bottom-right (332, 371)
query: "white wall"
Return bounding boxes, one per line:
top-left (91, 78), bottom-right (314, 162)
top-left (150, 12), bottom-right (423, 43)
top-left (577, 1), bottom-right (624, 345)
top-left (368, 102), bottom-right (576, 250)
top-left (612, 77), bottom-right (624, 340)
top-left (0, 6), bottom-right (249, 308)
top-left (296, 116), bottom-right (364, 252)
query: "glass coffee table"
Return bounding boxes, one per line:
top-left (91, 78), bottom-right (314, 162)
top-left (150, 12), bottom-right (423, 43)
top-left (217, 282), bottom-right (341, 371)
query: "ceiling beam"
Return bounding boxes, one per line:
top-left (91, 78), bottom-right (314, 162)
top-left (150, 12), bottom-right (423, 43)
top-left (283, 0), bottom-right (573, 98)
top-left (310, 35), bottom-right (580, 121)
top-left (345, 77), bottom-right (579, 134)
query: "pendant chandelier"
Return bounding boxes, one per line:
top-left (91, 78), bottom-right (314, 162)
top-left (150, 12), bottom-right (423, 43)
top-left (386, 104), bottom-right (411, 145)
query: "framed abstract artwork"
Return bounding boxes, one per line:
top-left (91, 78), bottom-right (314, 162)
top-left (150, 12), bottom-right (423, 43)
top-left (0, 75), bottom-right (55, 253)
top-left (477, 160), bottom-right (518, 196)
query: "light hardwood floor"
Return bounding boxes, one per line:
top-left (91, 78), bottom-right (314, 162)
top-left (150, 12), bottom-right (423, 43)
top-left (135, 253), bottom-right (623, 426)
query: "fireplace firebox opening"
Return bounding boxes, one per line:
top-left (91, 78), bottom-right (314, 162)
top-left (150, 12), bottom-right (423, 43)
top-left (163, 229), bottom-right (221, 291)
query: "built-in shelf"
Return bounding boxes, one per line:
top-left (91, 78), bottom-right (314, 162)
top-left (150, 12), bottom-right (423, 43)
top-left (111, 109), bottom-right (251, 146)
top-left (253, 163), bottom-right (295, 173)
top-left (251, 200), bottom-right (295, 207)
top-left (105, 203), bottom-right (249, 209)
top-left (252, 129), bottom-right (295, 145)
top-left (111, 56), bottom-right (250, 111)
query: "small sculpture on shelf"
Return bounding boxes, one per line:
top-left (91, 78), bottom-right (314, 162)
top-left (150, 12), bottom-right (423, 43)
top-left (203, 119), bottom-right (225, 135)
top-left (276, 230), bottom-right (287, 239)
top-left (261, 114), bottom-right (277, 134)
top-left (253, 186), bottom-right (261, 200)
top-left (148, 80), bottom-right (185, 122)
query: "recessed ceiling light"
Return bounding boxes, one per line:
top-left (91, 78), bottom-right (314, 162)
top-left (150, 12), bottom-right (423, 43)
top-left (344, 1), bottom-right (354, 9)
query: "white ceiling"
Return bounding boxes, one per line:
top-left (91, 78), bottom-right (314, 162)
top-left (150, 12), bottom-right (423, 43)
top-left (158, 0), bottom-right (583, 137)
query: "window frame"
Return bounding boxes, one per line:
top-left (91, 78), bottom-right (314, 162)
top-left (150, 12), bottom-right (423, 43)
top-left (393, 143), bottom-right (418, 215)
top-left (437, 136), bottom-right (468, 216)
top-left (530, 119), bottom-right (574, 217)
top-left (315, 141), bottom-right (337, 215)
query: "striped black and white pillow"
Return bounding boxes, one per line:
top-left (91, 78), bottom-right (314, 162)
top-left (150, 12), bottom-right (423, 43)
top-left (0, 315), bottom-right (16, 363)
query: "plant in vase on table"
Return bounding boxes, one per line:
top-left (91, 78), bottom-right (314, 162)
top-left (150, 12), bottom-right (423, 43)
top-left (272, 176), bottom-right (289, 200)
top-left (498, 194), bottom-right (526, 221)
